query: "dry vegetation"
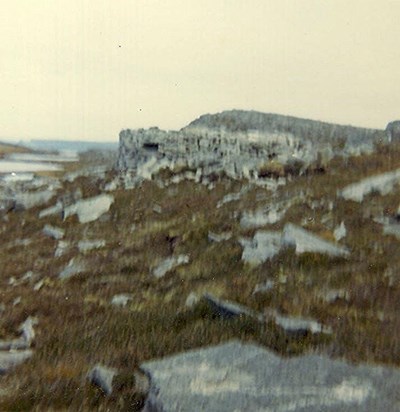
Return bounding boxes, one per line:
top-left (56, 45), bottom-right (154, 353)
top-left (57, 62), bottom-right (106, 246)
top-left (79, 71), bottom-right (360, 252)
top-left (1, 143), bottom-right (400, 410)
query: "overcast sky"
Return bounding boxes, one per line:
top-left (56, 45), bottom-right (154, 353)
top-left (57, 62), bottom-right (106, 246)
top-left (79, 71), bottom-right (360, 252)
top-left (1, 1), bottom-right (399, 141)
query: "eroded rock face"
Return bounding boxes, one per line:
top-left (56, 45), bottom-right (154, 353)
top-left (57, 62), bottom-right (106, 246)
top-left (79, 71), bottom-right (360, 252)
top-left (386, 120), bottom-right (400, 142)
top-left (118, 111), bottom-right (385, 184)
top-left (118, 127), bottom-right (305, 182)
top-left (142, 340), bottom-right (400, 412)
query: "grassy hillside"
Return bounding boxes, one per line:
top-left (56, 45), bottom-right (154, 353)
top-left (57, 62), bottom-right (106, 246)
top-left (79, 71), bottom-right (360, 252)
top-left (0, 143), bottom-right (400, 409)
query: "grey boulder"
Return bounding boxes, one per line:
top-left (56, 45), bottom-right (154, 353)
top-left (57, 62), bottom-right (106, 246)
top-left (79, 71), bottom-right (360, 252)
top-left (0, 350), bottom-right (33, 375)
top-left (87, 364), bottom-right (117, 396)
top-left (142, 340), bottom-right (400, 412)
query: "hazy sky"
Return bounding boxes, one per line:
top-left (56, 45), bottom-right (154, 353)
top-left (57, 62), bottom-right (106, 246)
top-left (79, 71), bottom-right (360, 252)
top-left (1, 1), bottom-right (400, 141)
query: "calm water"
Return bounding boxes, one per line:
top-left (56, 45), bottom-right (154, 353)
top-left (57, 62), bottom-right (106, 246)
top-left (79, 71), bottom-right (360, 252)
top-left (7, 152), bottom-right (78, 163)
top-left (0, 161), bottom-right (63, 173)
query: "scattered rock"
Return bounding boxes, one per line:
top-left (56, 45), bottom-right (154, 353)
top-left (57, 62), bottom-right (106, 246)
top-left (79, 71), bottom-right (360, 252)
top-left (8, 277), bottom-right (17, 286)
top-left (104, 178), bottom-right (119, 192)
top-left (59, 258), bottom-right (86, 280)
top-left (78, 239), bottom-right (106, 253)
top-left (267, 310), bottom-right (332, 336)
top-left (5, 238), bottom-right (32, 250)
top-left (21, 271), bottom-right (36, 282)
top-left (375, 216), bottom-right (400, 240)
top-left (63, 194), bottom-right (114, 224)
top-left (87, 364), bottom-right (118, 396)
top-left (240, 231), bottom-right (282, 265)
top-left (153, 204), bottom-right (162, 214)
top-left (64, 166), bottom-right (108, 183)
top-left (252, 280), bottom-right (275, 295)
top-left (203, 293), bottom-right (262, 321)
top-left (0, 350), bottom-right (33, 375)
top-left (55, 241), bottom-right (70, 257)
top-left (13, 189), bottom-right (56, 210)
top-left (282, 223), bottom-right (349, 257)
top-left (217, 192), bottom-right (242, 208)
top-left (152, 255), bottom-right (190, 279)
top-left (142, 340), bottom-right (400, 412)
top-left (0, 317), bottom-right (38, 351)
top-left (320, 289), bottom-right (350, 303)
top-left (340, 169), bottom-right (400, 202)
top-left (240, 223), bottom-right (348, 266)
top-left (240, 205), bottom-right (287, 229)
top-left (39, 202), bottom-right (63, 218)
top-left (185, 292), bottom-right (200, 308)
top-left (334, 221), bottom-right (347, 241)
top-left (59, 188), bottom-right (83, 207)
top-left (43, 224), bottom-right (65, 240)
top-left (33, 279), bottom-right (44, 291)
top-left (19, 317), bottom-right (38, 344)
top-left (207, 231), bottom-right (232, 243)
top-left (111, 294), bottom-right (133, 307)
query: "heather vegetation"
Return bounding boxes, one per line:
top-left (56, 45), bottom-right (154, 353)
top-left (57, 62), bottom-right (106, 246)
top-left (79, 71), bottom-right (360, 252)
top-left (0, 140), bottom-right (400, 410)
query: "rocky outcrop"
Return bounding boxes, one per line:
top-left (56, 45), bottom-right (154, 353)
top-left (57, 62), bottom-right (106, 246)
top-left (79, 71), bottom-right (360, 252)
top-left (185, 110), bottom-right (383, 145)
top-left (118, 110), bottom-right (386, 183)
top-left (118, 126), bottom-right (307, 181)
top-left (386, 120), bottom-right (400, 142)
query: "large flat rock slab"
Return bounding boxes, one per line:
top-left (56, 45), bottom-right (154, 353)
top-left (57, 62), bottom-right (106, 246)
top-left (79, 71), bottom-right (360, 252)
top-left (282, 223), bottom-right (349, 257)
top-left (141, 340), bottom-right (400, 412)
top-left (240, 223), bottom-right (349, 266)
top-left (63, 194), bottom-right (114, 223)
top-left (339, 169), bottom-right (400, 202)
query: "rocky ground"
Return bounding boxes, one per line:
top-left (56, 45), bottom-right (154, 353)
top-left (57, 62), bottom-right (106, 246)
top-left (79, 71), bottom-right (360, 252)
top-left (0, 141), bottom-right (400, 410)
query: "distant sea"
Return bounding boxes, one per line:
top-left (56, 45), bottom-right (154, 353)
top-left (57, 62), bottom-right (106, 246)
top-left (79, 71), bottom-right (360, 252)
top-left (11, 139), bottom-right (118, 153)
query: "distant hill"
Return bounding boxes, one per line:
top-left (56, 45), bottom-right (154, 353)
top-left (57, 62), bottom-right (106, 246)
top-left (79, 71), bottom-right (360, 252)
top-left (0, 141), bottom-right (31, 157)
top-left (183, 109), bottom-right (384, 145)
top-left (24, 139), bottom-right (118, 153)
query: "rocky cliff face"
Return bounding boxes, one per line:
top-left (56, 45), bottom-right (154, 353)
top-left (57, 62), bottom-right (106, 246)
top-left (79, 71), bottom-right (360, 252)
top-left (386, 120), bottom-right (400, 142)
top-left (118, 110), bottom-right (387, 182)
